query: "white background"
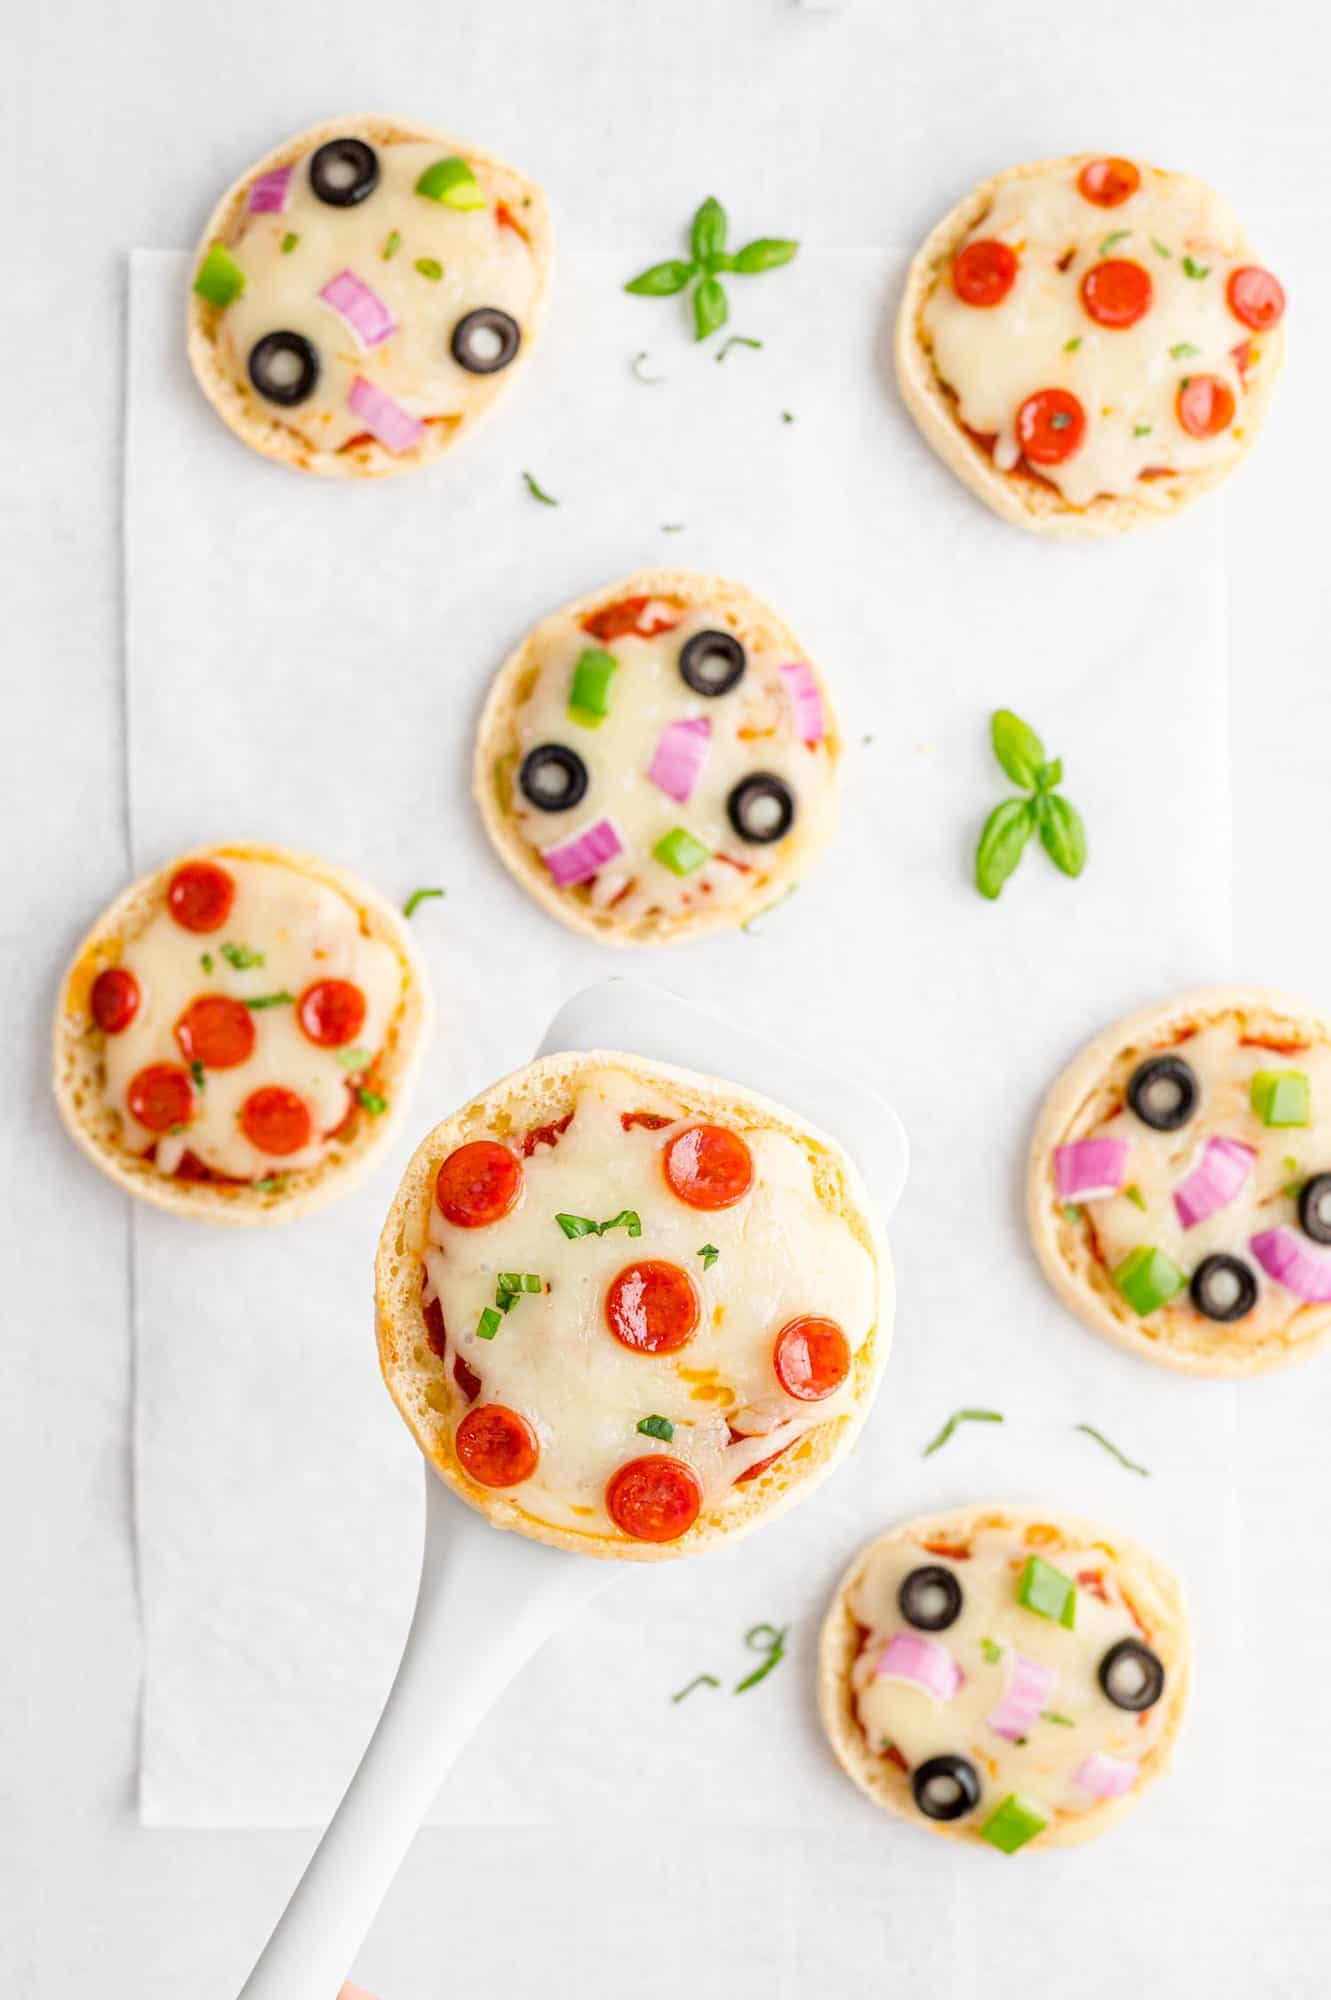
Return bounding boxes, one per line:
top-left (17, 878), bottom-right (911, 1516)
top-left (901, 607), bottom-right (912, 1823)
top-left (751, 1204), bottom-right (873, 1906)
top-left (5, 1), bottom-right (1331, 1995)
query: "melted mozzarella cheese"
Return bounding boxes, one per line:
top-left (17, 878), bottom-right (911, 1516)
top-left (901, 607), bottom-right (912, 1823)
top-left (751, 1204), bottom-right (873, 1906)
top-left (102, 859), bottom-right (403, 1179)
top-left (423, 1068), bottom-right (877, 1532)
top-left (850, 1525), bottom-right (1168, 1819)
top-left (505, 606), bottom-right (837, 924)
top-left (1065, 1018), bottom-right (1331, 1342)
top-left (217, 141), bottom-right (539, 451)
top-left (923, 162), bottom-right (1279, 507)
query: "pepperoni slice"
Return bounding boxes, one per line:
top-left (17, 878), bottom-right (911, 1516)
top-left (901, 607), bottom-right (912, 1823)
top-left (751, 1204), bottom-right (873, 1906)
top-left (1227, 265), bottom-right (1285, 332)
top-left (1176, 374), bottom-right (1235, 439)
top-left (773, 1315), bottom-right (851, 1401)
top-left (240, 1085), bottom-right (313, 1155)
top-left (435, 1140), bottom-right (522, 1228)
top-left (620, 1110), bottom-right (672, 1133)
top-left (1016, 389), bottom-right (1086, 465)
top-left (166, 860), bottom-right (236, 934)
top-left (1080, 258), bottom-right (1152, 329)
top-left (91, 966), bottom-right (140, 1034)
top-left (297, 978), bottom-right (367, 1049)
top-left (951, 239), bottom-right (1018, 308)
top-left (605, 1260), bottom-right (700, 1355)
top-left (455, 1404), bottom-right (539, 1487)
top-left (1076, 157), bottom-right (1140, 208)
top-left (606, 1455), bottom-right (702, 1542)
top-left (663, 1124), bottom-right (753, 1211)
top-left (522, 1111), bottom-right (573, 1157)
top-left (174, 994), bottom-right (256, 1069)
top-left (581, 595), bottom-right (681, 643)
top-left (128, 1062), bottom-right (194, 1133)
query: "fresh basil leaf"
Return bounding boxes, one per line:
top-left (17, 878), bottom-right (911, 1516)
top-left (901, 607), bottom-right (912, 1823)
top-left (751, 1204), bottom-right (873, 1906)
top-left (691, 196), bottom-right (728, 265)
top-left (1035, 758), bottom-right (1063, 790)
top-left (1037, 793), bottom-right (1088, 878)
top-left (625, 259), bottom-right (695, 297)
top-left (731, 237), bottom-right (799, 274)
top-left (975, 797), bottom-right (1037, 900)
top-left (693, 274), bottom-right (729, 341)
top-left (991, 709), bottom-right (1046, 788)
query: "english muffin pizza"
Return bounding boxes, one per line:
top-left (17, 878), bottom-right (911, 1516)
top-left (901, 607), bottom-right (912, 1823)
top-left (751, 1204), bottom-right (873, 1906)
top-left (376, 1052), bottom-right (891, 1557)
top-left (1028, 988), bottom-right (1331, 1375)
top-left (188, 115), bottom-right (551, 477)
top-left (819, 1505), bottom-right (1190, 1853)
top-left (474, 572), bottom-right (841, 945)
top-left (897, 154), bottom-right (1287, 536)
top-left (54, 844), bottom-right (430, 1223)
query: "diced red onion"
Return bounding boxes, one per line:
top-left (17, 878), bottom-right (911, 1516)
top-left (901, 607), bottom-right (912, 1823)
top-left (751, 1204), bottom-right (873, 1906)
top-left (1054, 1137), bottom-right (1129, 1201)
top-left (874, 1632), bottom-right (961, 1705)
top-left (1173, 1136), bottom-right (1255, 1230)
top-left (1073, 1751), bottom-right (1137, 1798)
top-left (346, 375), bottom-right (425, 454)
top-left (247, 166), bottom-right (292, 215)
top-left (320, 270), bottom-right (397, 349)
top-left (985, 1652), bottom-right (1056, 1742)
top-left (1250, 1226), bottom-right (1331, 1303)
top-left (647, 717), bottom-right (710, 802)
top-left (780, 661), bottom-right (825, 744)
top-left (541, 817), bottom-right (623, 888)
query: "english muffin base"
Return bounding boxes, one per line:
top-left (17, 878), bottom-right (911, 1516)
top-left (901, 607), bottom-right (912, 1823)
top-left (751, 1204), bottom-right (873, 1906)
top-left (894, 155), bottom-right (1284, 539)
top-left (53, 841), bottom-right (431, 1224)
top-left (818, 1502), bottom-right (1191, 1851)
top-left (187, 114), bottom-right (553, 479)
top-left (473, 570), bottom-right (841, 946)
top-left (375, 1050), bottom-right (892, 1559)
top-left (1027, 985), bottom-right (1331, 1375)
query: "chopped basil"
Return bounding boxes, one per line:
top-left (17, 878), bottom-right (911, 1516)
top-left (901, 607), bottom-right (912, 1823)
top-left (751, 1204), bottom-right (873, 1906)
top-left (923, 1407), bottom-right (1004, 1457)
top-left (523, 470), bottom-right (558, 506)
top-left (980, 1637), bottom-right (1002, 1664)
top-left (781, 410), bottom-right (795, 423)
top-left (637, 1414), bottom-right (675, 1442)
top-left (189, 1059), bottom-right (206, 1091)
top-left (716, 334), bottom-right (763, 361)
top-left (1098, 229), bottom-right (1130, 254)
top-left (383, 230), bottom-right (402, 259)
top-left (280, 232), bottom-right (299, 254)
top-left (1182, 255), bottom-right (1211, 280)
top-left (734, 1622), bottom-right (787, 1694)
top-left (1133, 423), bottom-right (1153, 436)
top-left (221, 941), bottom-right (265, 969)
top-left (168, 1123), bottom-right (185, 1137)
top-left (1170, 341), bottom-right (1201, 360)
top-left (1074, 1422), bottom-right (1150, 1477)
top-left (337, 1046), bottom-right (371, 1071)
top-left (1151, 238), bottom-right (1173, 258)
top-left (200, 953), bottom-right (214, 973)
top-left (1064, 336), bottom-right (1082, 352)
top-left (1042, 1710), bottom-right (1075, 1727)
top-left (403, 886), bottom-right (445, 918)
top-left (600, 1209), bottom-right (642, 1238)
top-left (1050, 411), bottom-right (1072, 431)
top-left (252, 1174), bottom-right (288, 1194)
top-left (357, 1088), bottom-right (388, 1115)
top-left (661, 523), bottom-right (686, 534)
top-left (698, 1244), bottom-right (720, 1270)
top-left (630, 350), bottom-right (664, 384)
top-left (475, 1306), bottom-right (503, 1340)
top-left (556, 1209), bottom-right (642, 1240)
top-left (1124, 1184), bottom-right (1147, 1211)
top-left (243, 991), bottom-right (295, 1010)
top-left (671, 1672), bottom-right (720, 1705)
top-left (1063, 1203), bottom-right (1085, 1223)
top-left (498, 1272), bottom-right (542, 1295)
top-left (414, 257), bottom-right (444, 281)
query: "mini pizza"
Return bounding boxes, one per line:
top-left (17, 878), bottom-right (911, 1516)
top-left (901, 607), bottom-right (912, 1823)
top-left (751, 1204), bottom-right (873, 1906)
top-left (54, 843), bottom-right (430, 1223)
top-left (474, 572), bottom-right (841, 944)
top-left (1028, 987), bottom-right (1331, 1375)
top-left (896, 154), bottom-right (1287, 535)
top-left (188, 115), bottom-right (551, 477)
top-left (819, 1505), bottom-right (1190, 1853)
top-left (375, 1052), bottom-right (891, 1558)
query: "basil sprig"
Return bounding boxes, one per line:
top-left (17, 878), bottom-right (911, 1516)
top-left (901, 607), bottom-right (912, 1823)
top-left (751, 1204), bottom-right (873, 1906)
top-left (975, 710), bottom-right (1088, 900)
top-left (625, 196), bottom-right (798, 343)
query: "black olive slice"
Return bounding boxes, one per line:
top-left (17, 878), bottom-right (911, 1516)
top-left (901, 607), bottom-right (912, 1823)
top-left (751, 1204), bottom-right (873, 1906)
top-left (678, 629), bottom-right (747, 697)
top-left (309, 138), bottom-right (380, 207)
top-left (451, 308), bottom-right (522, 375)
top-left (897, 1565), bottom-right (963, 1633)
top-left (911, 1754), bottom-right (981, 1822)
top-left (1098, 1639), bottom-right (1165, 1712)
top-left (1126, 1055), bottom-right (1198, 1132)
top-left (247, 332), bottom-right (321, 407)
top-left (726, 774), bottom-right (795, 845)
top-left (1298, 1173), bottom-right (1331, 1244)
top-left (518, 744), bottom-right (588, 813)
top-left (1189, 1253), bottom-right (1257, 1323)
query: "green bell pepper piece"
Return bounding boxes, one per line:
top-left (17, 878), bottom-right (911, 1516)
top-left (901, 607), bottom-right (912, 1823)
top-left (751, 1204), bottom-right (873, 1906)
top-left (193, 243), bottom-right (246, 308)
top-left (415, 156), bottom-right (486, 209)
top-left (1017, 1554), bottom-right (1077, 1629)
top-left (980, 1794), bottom-right (1048, 1854)
top-left (1250, 1069), bottom-right (1310, 1128)
top-left (568, 647), bottom-right (619, 727)
top-left (653, 828), bottom-right (710, 877)
top-left (1113, 1244), bottom-right (1187, 1316)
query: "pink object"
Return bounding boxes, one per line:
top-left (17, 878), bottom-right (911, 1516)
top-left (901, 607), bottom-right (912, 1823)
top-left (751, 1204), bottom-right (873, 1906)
top-left (247, 165), bottom-right (293, 214)
top-left (1173, 1136), bottom-right (1255, 1229)
top-left (1054, 1137), bottom-right (1129, 1202)
top-left (541, 817), bottom-right (623, 888)
top-left (1073, 1751), bottom-right (1137, 1799)
top-left (647, 717), bottom-right (711, 802)
top-left (338, 1987), bottom-right (381, 1999)
top-left (1250, 1225), bottom-right (1331, 1303)
top-left (874, 1631), bottom-right (962, 1705)
top-left (780, 661), bottom-right (826, 744)
top-left (346, 376), bottom-right (425, 454)
top-left (321, 270), bottom-right (398, 348)
top-left (985, 1652), bottom-right (1056, 1743)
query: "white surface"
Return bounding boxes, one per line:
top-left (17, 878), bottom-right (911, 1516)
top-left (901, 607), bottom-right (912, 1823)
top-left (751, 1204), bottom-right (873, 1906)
top-left (131, 243), bottom-right (1238, 1841)
top-left (4, 1), bottom-right (1331, 1996)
